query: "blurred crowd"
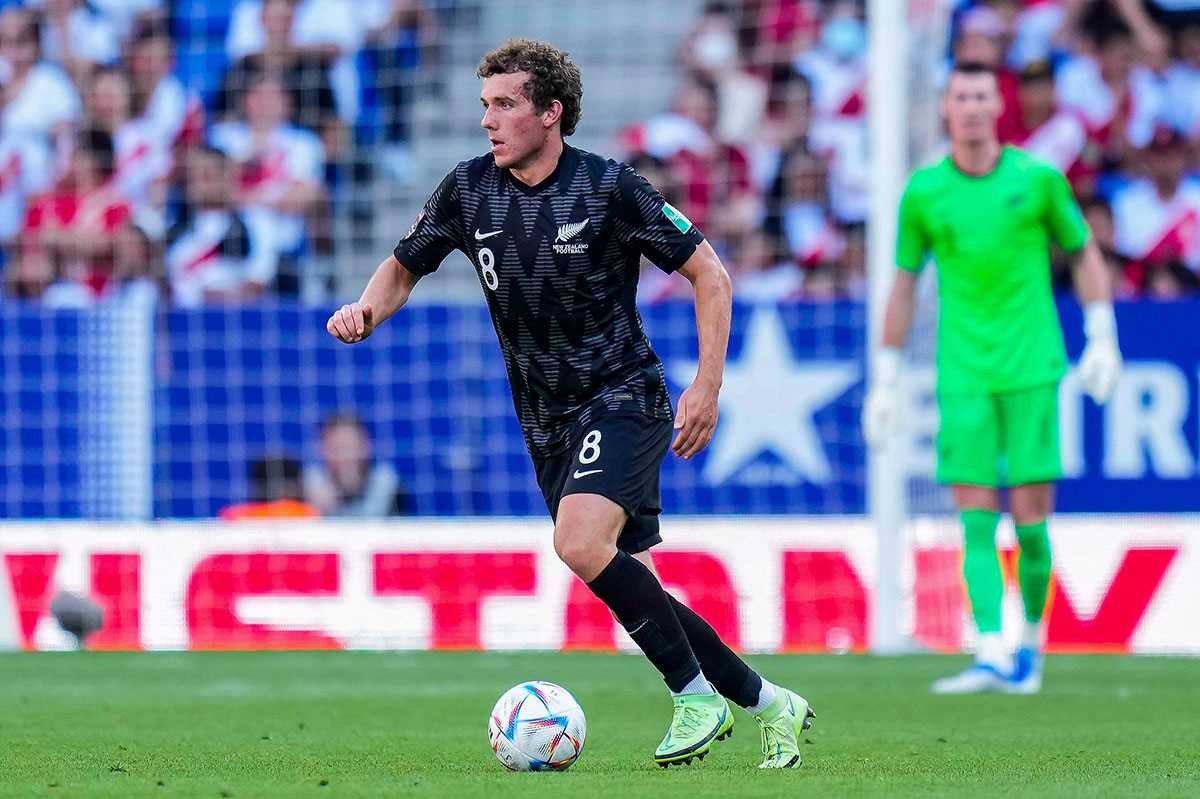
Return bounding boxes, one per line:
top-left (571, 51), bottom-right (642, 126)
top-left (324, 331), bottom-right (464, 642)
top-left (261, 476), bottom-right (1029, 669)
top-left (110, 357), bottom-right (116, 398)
top-left (630, 0), bottom-right (1200, 302)
top-left (0, 0), bottom-right (438, 307)
top-left (2, 0), bottom-right (1199, 307)
top-left (220, 410), bottom-right (411, 519)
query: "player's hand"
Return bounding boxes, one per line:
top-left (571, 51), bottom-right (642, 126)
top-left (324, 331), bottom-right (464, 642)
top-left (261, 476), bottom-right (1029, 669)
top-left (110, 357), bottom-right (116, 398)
top-left (672, 379), bottom-right (719, 460)
top-left (326, 302), bottom-right (375, 343)
top-left (862, 347), bottom-right (903, 448)
top-left (1079, 302), bottom-right (1121, 404)
top-left (1079, 337), bottom-right (1121, 404)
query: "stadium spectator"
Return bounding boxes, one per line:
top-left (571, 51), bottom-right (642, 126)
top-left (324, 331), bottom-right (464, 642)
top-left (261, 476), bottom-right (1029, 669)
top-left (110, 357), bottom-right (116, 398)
top-left (748, 65), bottom-right (812, 192)
top-left (1001, 0), bottom-right (1064, 68)
top-left (217, 0), bottom-right (343, 158)
top-left (0, 119), bottom-right (53, 265)
top-left (1078, 197), bottom-right (1138, 299)
top-left (210, 71), bottom-right (325, 297)
top-left (1164, 20), bottom-right (1200, 140)
top-left (1106, 0), bottom-right (1180, 70)
top-left (0, 7), bottom-right (81, 166)
top-left (1055, 14), bottom-right (1166, 162)
top-left (18, 126), bottom-right (148, 305)
top-left (82, 1), bottom-right (164, 39)
top-left (359, 0), bottom-right (441, 178)
top-left (764, 146), bottom-right (844, 271)
top-left (303, 412), bottom-right (409, 517)
top-left (128, 18), bottom-right (204, 155)
top-left (797, 1), bottom-right (869, 223)
top-left (794, 0), bottom-right (865, 122)
top-left (618, 75), bottom-right (755, 248)
top-left (1111, 126), bottom-right (1200, 282)
top-left (748, 0), bottom-right (821, 72)
top-left (83, 66), bottom-right (171, 234)
top-left (221, 454), bottom-right (320, 520)
top-left (730, 228), bottom-right (803, 302)
top-left (680, 2), bottom-right (768, 144)
top-left (999, 59), bottom-right (1094, 196)
top-left (1144, 260), bottom-right (1200, 298)
top-left (36, 0), bottom-right (121, 86)
top-left (226, 0), bottom-right (364, 127)
top-left (165, 145), bottom-right (279, 306)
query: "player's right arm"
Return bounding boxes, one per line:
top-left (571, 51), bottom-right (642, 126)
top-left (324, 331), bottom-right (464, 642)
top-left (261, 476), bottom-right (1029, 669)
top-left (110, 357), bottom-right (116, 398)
top-left (327, 255), bottom-right (422, 343)
top-left (327, 168), bottom-right (465, 344)
top-left (863, 178), bottom-right (928, 447)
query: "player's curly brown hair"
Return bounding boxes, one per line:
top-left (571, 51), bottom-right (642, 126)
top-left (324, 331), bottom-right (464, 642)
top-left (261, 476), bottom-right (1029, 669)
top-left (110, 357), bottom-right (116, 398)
top-left (476, 38), bottom-right (583, 136)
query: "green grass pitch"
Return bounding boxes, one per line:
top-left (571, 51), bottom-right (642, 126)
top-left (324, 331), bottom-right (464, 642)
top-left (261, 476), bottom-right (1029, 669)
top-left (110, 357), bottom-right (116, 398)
top-left (0, 652), bottom-right (1196, 797)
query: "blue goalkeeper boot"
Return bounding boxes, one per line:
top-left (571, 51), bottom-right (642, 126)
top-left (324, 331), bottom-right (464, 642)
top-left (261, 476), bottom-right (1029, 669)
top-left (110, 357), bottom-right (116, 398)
top-left (930, 662), bottom-right (1008, 694)
top-left (1006, 646), bottom-right (1043, 694)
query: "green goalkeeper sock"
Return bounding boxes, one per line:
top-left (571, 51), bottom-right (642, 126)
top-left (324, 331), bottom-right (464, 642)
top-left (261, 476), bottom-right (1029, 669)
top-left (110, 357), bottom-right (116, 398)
top-left (1015, 519), bottom-right (1052, 625)
top-left (961, 509), bottom-right (1003, 634)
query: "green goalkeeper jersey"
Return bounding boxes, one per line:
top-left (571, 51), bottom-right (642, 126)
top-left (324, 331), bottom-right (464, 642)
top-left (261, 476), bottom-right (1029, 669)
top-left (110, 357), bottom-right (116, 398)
top-left (896, 146), bottom-right (1089, 394)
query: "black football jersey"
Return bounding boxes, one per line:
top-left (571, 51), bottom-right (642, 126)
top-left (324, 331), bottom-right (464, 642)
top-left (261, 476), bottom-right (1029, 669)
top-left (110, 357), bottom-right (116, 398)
top-left (393, 144), bottom-right (704, 457)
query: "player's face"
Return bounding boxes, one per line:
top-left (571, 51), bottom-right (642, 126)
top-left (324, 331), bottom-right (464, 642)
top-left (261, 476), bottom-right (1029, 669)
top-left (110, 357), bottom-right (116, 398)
top-left (942, 73), bottom-right (1002, 146)
top-left (480, 71), bottom-right (554, 170)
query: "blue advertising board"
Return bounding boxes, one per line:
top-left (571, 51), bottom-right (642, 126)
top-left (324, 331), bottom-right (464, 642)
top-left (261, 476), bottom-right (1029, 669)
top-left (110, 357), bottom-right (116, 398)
top-left (1, 299), bottom-right (1196, 518)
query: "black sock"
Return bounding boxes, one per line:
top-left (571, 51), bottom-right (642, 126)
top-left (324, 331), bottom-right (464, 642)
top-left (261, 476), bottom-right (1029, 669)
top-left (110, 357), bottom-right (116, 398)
top-left (586, 551), bottom-right (702, 693)
top-left (668, 595), bottom-right (763, 708)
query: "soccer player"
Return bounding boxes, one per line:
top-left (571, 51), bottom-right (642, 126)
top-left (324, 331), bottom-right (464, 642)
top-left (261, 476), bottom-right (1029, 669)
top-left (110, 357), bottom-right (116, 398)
top-left (863, 62), bottom-right (1123, 694)
top-left (327, 39), bottom-right (814, 768)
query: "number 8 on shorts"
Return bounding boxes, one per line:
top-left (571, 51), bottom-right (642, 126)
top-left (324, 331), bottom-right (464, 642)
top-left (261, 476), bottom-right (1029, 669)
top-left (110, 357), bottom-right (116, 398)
top-left (578, 430), bottom-right (602, 465)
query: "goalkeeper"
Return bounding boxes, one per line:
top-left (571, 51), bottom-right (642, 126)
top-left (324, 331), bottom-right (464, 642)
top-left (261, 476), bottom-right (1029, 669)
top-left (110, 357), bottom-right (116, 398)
top-left (863, 62), bottom-right (1122, 694)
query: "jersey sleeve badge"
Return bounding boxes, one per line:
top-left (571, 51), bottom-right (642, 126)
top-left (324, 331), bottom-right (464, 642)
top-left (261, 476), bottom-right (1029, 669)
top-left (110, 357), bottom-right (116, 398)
top-left (661, 202), bottom-right (692, 234)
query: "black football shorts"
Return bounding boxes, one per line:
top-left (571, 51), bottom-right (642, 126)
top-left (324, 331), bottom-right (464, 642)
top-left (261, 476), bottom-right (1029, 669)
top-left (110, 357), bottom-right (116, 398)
top-left (533, 412), bottom-right (673, 554)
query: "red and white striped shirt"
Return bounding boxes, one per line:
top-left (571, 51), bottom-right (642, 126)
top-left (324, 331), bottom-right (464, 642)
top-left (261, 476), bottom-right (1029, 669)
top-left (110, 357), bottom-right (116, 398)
top-left (1113, 178), bottom-right (1200, 271)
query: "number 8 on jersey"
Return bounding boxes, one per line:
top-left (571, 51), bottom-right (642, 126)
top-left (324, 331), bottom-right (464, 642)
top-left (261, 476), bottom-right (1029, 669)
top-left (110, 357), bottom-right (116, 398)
top-left (478, 247), bottom-right (498, 290)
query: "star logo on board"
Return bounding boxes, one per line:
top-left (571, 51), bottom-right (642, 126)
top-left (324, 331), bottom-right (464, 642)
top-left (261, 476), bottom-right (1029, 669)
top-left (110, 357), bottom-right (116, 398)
top-left (669, 308), bottom-right (859, 485)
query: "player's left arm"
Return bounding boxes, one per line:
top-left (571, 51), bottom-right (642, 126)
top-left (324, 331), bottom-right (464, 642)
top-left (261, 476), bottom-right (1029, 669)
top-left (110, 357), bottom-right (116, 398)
top-left (674, 240), bottom-right (733, 460)
top-left (1045, 167), bottom-right (1122, 403)
top-left (611, 165), bottom-right (732, 459)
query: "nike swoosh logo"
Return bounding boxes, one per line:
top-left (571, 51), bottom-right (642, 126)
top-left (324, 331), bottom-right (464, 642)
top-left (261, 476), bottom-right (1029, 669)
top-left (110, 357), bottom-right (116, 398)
top-left (474, 229), bottom-right (503, 241)
top-left (573, 469), bottom-right (603, 479)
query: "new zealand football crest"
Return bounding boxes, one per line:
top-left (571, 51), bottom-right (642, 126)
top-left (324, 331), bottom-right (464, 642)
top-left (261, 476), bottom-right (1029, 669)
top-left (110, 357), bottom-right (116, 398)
top-left (553, 218), bottom-right (590, 254)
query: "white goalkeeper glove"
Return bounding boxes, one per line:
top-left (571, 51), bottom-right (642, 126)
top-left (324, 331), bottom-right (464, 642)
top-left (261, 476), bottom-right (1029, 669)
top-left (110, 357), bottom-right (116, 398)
top-left (863, 347), bottom-right (903, 448)
top-left (1078, 302), bottom-right (1122, 404)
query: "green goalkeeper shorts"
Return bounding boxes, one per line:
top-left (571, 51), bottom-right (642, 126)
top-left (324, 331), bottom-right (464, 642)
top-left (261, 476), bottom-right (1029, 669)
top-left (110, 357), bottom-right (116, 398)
top-left (936, 382), bottom-right (1062, 488)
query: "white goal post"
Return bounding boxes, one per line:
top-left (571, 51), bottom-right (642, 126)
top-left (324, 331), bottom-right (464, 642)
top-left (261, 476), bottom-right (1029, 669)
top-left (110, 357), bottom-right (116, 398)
top-left (867, 0), bottom-right (953, 654)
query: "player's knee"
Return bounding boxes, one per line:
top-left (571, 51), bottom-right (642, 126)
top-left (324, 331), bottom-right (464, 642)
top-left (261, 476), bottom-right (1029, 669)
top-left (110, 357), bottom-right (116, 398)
top-left (552, 523), bottom-right (609, 578)
top-left (953, 484), bottom-right (1000, 512)
top-left (1010, 485), bottom-right (1053, 525)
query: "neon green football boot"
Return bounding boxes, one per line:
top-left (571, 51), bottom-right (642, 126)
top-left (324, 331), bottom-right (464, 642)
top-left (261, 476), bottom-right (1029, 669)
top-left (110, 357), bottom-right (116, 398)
top-left (653, 691), bottom-right (733, 767)
top-left (753, 689), bottom-right (815, 769)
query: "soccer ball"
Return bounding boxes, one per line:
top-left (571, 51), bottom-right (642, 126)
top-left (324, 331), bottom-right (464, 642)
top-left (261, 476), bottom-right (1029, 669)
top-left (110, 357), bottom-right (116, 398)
top-left (488, 681), bottom-right (586, 771)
